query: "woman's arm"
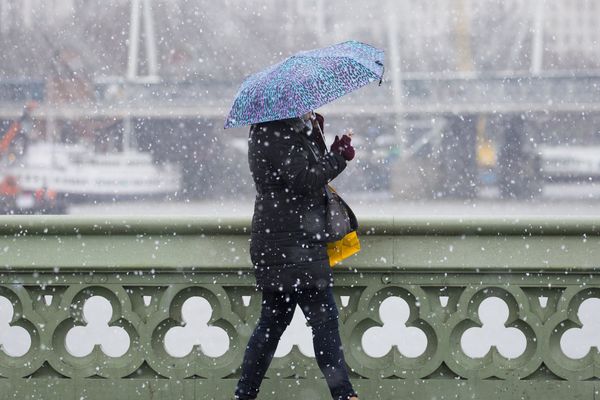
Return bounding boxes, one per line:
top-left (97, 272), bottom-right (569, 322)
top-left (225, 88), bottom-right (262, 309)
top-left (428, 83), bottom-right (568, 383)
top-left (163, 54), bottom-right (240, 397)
top-left (265, 130), bottom-right (347, 195)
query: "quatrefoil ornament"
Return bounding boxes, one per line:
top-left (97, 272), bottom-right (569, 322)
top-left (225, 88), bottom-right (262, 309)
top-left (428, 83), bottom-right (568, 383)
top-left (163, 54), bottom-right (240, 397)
top-left (342, 286), bottom-right (439, 379)
top-left (0, 296), bottom-right (31, 357)
top-left (51, 286), bottom-right (144, 379)
top-left (461, 297), bottom-right (527, 359)
top-left (145, 286), bottom-right (242, 380)
top-left (0, 286), bottom-right (45, 379)
top-left (65, 296), bottom-right (130, 357)
top-left (164, 296), bottom-right (229, 358)
top-left (362, 296), bottom-right (428, 358)
top-left (448, 287), bottom-right (540, 379)
top-left (560, 298), bottom-right (600, 359)
top-left (545, 291), bottom-right (600, 380)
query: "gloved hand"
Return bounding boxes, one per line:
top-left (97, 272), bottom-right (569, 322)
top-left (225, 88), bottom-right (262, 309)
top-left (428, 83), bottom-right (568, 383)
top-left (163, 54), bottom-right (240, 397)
top-left (330, 134), bottom-right (355, 161)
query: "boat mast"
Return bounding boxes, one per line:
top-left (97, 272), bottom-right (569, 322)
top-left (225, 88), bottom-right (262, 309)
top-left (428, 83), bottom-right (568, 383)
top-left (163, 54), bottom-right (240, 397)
top-left (530, 0), bottom-right (546, 75)
top-left (125, 0), bottom-right (159, 152)
top-left (385, 0), bottom-right (404, 156)
top-left (127, 0), bottom-right (159, 82)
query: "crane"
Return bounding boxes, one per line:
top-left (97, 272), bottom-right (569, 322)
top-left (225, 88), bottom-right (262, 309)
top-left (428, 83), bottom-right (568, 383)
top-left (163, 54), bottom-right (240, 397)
top-left (0, 102), bottom-right (66, 214)
top-left (0, 101), bottom-right (35, 161)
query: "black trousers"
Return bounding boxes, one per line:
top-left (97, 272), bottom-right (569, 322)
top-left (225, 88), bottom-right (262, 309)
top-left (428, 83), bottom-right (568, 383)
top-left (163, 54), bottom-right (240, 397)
top-left (235, 287), bottom-right (357, 400)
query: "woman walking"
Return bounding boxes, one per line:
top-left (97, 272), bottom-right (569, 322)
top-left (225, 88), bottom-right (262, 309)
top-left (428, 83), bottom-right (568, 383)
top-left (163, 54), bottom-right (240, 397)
top-left (234, 111), bottom-right (358, 400)
top-left (225, 40), bottom-right (383, 399)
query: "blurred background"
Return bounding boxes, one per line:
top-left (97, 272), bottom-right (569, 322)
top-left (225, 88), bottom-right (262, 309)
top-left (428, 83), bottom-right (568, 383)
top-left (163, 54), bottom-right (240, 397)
top-left (1, 0), bottom-right (599, 216)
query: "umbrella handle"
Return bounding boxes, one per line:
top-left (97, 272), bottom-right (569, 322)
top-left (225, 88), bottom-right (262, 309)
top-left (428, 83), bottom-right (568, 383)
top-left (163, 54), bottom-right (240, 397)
top-left (376, 60), bottom-right (384, 86)
top-left (313, 115), bottom-right (327, 144)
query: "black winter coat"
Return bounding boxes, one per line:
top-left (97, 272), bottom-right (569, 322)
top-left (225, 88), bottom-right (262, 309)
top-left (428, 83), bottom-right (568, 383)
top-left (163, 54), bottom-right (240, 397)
top-left (247, 117), bottom-right (348, 291)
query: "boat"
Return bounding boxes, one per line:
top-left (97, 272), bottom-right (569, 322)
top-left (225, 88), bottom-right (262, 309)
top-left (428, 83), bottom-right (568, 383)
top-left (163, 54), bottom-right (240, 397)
top-left (6, 141), bottom-right (181, 201)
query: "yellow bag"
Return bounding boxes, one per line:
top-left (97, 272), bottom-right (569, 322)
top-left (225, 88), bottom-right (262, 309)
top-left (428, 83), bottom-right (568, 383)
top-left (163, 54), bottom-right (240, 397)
top-left (324, 184), bottom-right (360, 267)
top-left (327, 230), bottom-right (361, 267)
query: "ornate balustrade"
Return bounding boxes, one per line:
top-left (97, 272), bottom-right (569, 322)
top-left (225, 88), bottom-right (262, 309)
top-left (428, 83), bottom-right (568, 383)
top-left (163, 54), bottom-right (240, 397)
top-left (0, 216), bottom-right (599, 399)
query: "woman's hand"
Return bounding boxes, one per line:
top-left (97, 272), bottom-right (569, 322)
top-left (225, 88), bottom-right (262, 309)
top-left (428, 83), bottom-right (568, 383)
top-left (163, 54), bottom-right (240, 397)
top-left (330, 134), bottom-right (355, 161)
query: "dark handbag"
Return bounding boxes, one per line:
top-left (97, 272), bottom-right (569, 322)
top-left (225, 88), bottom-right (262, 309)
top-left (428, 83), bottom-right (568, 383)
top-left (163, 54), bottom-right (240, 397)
top-left (324, 185), bottom-right (358, 241)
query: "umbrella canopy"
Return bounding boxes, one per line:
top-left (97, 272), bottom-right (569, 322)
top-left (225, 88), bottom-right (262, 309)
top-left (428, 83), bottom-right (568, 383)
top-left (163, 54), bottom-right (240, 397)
top-left (224, 40), bottom-right (385, 129)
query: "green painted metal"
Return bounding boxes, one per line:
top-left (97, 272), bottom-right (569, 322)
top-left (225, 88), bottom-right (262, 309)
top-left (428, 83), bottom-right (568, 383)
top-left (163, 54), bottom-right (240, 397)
top-left (0, 216), bottom-right (599, 399)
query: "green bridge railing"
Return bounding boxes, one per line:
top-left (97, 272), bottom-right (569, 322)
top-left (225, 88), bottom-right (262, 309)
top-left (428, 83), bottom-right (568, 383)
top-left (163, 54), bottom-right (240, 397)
top-left (0, 216), bottom-right (599, 399)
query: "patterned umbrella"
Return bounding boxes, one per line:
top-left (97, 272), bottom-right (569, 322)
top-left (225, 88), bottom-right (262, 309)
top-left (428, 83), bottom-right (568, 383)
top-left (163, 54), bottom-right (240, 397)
top-left (224, 40), bottom-right (385, 129)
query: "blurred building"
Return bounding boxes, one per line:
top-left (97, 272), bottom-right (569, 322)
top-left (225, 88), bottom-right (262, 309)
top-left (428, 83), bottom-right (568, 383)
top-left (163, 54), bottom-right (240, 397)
top-left (0, 0), bottom-right (74, 32)
top-left (546, 0), bottom-right (600, 58)
top-left (1, 0), bottom-right (600, 79)
top-left (398, 0), bottom-right (452, 47)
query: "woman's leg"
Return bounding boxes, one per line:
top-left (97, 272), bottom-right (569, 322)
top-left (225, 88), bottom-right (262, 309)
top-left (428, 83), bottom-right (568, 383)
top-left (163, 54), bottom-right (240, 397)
top-left (235, 290), bottom-right (296, 400)
top-left (298, 287), bottom-right (357, 400)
